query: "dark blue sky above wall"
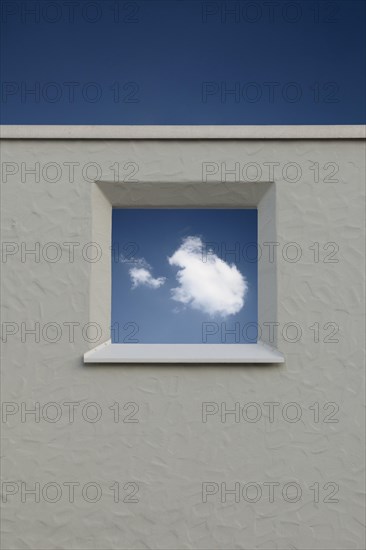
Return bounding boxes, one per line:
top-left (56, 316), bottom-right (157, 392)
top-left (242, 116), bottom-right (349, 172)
top-left (0, 0), bottom-right (365, 124)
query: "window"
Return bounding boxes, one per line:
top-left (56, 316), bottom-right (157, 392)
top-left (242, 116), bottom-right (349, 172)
top-left (111, 208), bottom-right (258, 344)
top-left (84, 181), bottom-right (283, 364)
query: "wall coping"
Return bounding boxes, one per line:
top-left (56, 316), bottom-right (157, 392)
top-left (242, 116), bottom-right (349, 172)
top-left (1, 125), bottom-right (365, 139)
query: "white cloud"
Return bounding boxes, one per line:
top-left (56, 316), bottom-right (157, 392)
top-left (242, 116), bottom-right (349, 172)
top-left (121, 254), bottom-right (166, 290)
top-left (168, 236), bottom-right (247, 317)
top-left (129, 266), bottom-right (166, 289)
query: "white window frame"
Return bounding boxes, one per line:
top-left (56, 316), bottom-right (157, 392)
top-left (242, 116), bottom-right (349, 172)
top-left (85, 178), bottom-right (282, 364)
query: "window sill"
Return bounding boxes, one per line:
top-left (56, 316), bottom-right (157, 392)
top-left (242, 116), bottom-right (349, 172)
top-left (84, 340), bottom-right (284, 364)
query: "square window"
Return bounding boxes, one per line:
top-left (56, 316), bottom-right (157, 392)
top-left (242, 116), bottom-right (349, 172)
top-left (111, 208), bottom-right (258, 344)
top-left (84, 180), bottom-right (283, 364)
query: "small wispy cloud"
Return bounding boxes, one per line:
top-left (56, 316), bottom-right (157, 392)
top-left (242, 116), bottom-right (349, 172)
top-left (168, 236), bottom-right (247, 316)
top-left (121, 253), bottom-right (166, 290)
top-left (129, 266), bottom-right (166, 289)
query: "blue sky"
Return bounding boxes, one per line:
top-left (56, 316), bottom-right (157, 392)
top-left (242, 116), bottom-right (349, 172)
top-left (111, 209), bottom-right (258, 343)
top-left (1, 0), bottom-right (365, 124)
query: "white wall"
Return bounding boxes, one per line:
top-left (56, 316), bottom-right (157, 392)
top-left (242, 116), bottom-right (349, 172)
top-left (1, 139), bottom-right (365, 550)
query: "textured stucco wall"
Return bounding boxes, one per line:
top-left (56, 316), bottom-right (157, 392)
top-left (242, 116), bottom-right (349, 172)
top-left (1, 139), bottom-right (365, 550)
